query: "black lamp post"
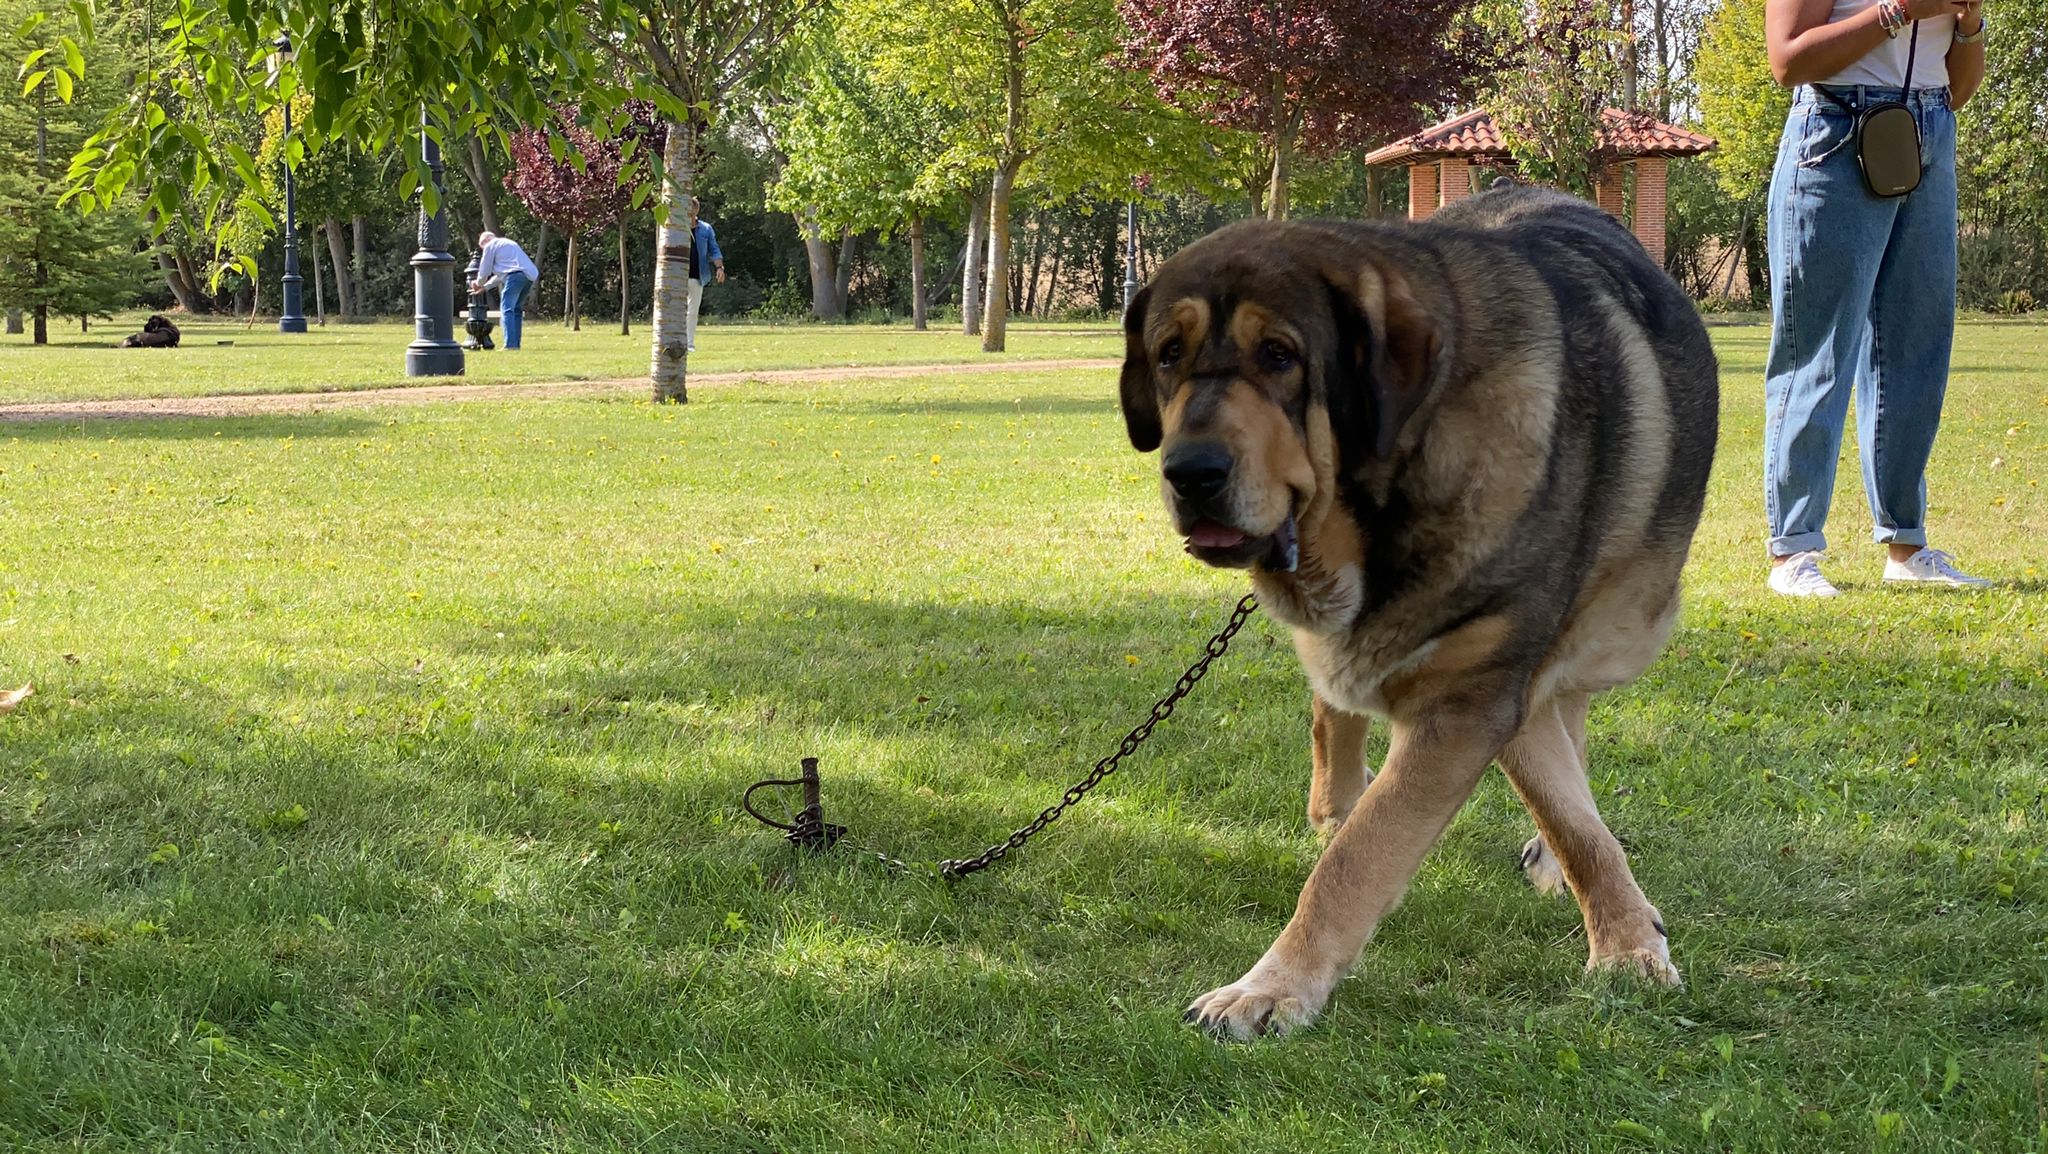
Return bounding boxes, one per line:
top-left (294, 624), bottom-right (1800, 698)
top-left (405, 105), bottom-right (465, 376)
top-left (1122, 198), bottom-right (1139, 316)
top-left (272, 34), bottom-right (306, 334)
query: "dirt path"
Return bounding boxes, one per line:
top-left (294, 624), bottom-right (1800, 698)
top-left (0, 358), bottom-right (1121, 424)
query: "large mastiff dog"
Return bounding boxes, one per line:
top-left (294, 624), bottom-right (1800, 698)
top-left (1120, 187), bottom-right (1718, 1039)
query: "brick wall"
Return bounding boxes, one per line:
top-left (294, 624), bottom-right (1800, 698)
top-left (1632, 157), bottom-right (1668, 267)
top-left (1408, 163), bottom-right (1440, 221)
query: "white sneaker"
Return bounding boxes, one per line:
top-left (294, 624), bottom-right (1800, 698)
top-left (1884, 548), bottom-right (1992, 588)
top-left (1769, 551), bottom-right (1842, 598)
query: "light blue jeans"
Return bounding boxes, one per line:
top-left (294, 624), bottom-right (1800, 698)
top-left (1763, 84), bottom-right (1957, 557)
top-left (500, 271), bottom-right (531, 350)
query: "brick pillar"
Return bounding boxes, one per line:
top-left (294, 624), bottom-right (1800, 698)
top-left (1439, 158), bottom-right (1472, 208)
top-left (1594, 165), bottom-right (1627, 223)
top-left (1632, 157), bottom-right (1668, 266)
top-left (1408, 162), bottom-right (1439, 221)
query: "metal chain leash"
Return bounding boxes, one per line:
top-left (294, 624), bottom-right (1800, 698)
top-left (741, 592), bottom-right (1261, 881)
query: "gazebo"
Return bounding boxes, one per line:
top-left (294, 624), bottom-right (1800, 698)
top-left (1363, 108), bottom-right (1716, 265)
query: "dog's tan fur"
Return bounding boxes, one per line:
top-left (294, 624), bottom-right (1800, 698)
top-left (1120, 188), bottom-right (1718, 1039)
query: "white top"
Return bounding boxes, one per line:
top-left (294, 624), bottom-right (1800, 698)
top-left (476, 237), bottom-right (540, 289)
top-left (1819, 0), bottom-right (1954, 88)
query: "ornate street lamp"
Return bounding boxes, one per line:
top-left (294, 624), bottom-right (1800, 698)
top-left (270, 34), bottom-right (307, 334)
top-left (405, 106), bottom-right (464, 376)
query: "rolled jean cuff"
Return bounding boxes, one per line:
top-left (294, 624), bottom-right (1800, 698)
top-left (1872, 525), bottom-right (1927, 546)
top-left (1768, 530), bottom-right (1828, 558)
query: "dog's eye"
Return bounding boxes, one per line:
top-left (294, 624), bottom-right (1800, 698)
top-left (1158, 338), bottom-right (1183, 369)
top-left (1258, 340), bottom-right (1298, 371)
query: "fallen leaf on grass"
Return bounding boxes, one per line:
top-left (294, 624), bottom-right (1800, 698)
top-left (0, 684), bottom-right (32, 714)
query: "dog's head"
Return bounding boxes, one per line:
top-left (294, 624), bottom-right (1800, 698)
top-left (1119, 221), bottom-right (1441, 571)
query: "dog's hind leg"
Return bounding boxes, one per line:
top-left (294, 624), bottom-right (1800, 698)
top-left (1499, 692), bottom-right (1679, 986)
top-left (1308, 694), bottom-right (1372, 837)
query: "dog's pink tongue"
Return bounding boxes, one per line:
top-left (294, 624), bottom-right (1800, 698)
top-left (1188, 522), bottom-right (1248, 548)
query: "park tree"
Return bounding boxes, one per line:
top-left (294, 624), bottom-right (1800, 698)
top-left (51, 0), bottom-right (816, 401)
top-left (1954, 0), bottom-right (2048, 303)
top-left (1691, 0), bottom-right (1782, 298)
top-left (504, 109), bottom-right (648, 332)
top-left (1469, 0), bottom-right (1628, 196)
top-left (1119, 0), bottom-right (1476, 220)
top-left (0, 1), bottom-right (151, 343)
top-left (768, 17), bottom-right (975, 328)
top-left (855, 0), bottom-right (1181, 351)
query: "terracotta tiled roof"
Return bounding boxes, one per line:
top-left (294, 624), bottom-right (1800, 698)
top-left (1364, 108), bottom-right (1716, 166)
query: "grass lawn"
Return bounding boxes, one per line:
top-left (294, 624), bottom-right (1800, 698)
top-left (0, 313), bottom-right (1121, 406)
top-left (1, 323), bottom-right (2044, 1151)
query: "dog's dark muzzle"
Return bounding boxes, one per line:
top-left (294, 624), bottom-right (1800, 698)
top-left (1162, 443), bottom-right (1298, 573)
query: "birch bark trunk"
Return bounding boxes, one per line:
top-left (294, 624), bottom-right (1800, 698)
top-left (962, 189), bottom-right (988, 335)
top-left (650, 120), bottom-right (696, 403)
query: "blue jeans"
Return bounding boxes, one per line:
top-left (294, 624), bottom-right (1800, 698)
top-left (500, 271), bottom-right (531, 350)
top-left (1763, 85), bottom-right (1956, 556)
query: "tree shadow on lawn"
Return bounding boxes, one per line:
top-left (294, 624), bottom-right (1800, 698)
top-left (6, 590), bottom-right (2044, 1145)
top-left (3, 412), bottom-right (384, 442)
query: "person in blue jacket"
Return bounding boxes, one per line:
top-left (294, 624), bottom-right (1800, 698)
top-left (685, 196), bottom-right (726, 352)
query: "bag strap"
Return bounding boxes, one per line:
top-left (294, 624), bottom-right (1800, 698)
top-left (1903, 18), bottom-right (1920, 88)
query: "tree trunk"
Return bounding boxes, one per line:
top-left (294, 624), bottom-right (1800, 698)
top-left (963, 189), bottom-right (989, 335)
top-left (909, 214), bottom-right (928, 330)
top-left (619, 220), bottom-right (632, 336)
top-left (1365, 166), bottom-right (1383, 219)
top-left (534, 221), bottom-right (551, 315)
top-left (564, 233), bottom-right (581, 330)
top-left (650, 119), bottom-right (696, 403)
top-left (311, 229), bottom-right (327, 326)
top-left (466, 135), bottom-right (500, 235)
top-left (1621, 0), bottom-right (1639, 111)
top-left (833, 230), bottom-right (856, 316)
top-left (801, 212), bottom-right (842, 319)
top-left (1023, 214), bottom-right (1046, 316)
top-left (4, 310), bottom-right (19, 335)
top-left (352, 215), bottom-right (369, 315)
top-left (154, 251), bottom-right (200, 313)
top-left (982, 162), bottom-right (1021, 353)
top-left (323, 217), bottom-right (355, 317)
top-left (1268, 99), bottom-right (1297, 221)
top-left (1042, 226), bottom-right (1064, 318)
top-left (173, 251), bottom-right (207, 311)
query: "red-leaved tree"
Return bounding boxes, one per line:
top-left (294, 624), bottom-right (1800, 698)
top-left (504, 107), bottom-right (663, 331)
top-left (1120, 0), bottom-right (1477, 218)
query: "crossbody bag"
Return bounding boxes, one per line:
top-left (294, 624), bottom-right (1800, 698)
top-left (1818, 20), bottom-right (1923, 198)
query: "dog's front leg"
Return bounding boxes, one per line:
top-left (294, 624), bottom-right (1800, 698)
top-left (1188, 702), bottom-right (1509, 1039)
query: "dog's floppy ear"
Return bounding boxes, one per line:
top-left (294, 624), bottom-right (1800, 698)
top-left (1332, 261), bottom-right (1441, 461)
top-left (1119, 285), bottom-right (1161, 453)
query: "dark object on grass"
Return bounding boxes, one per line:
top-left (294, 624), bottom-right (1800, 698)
top-left (119, 315), bottom-right (182, 348)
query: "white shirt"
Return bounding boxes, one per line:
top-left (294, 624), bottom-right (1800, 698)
top-left (476, 237), bottom-right (540, 290)
top-left (1819, 0), bottom-right (1954, 88)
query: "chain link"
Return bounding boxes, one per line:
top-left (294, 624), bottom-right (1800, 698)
top-left (935, 592), bottom-right (1260, 879)
top-left (742, 593), bottom-right (1261, 881)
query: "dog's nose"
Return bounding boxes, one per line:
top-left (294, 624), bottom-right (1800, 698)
top-left (1163, 445), bottom-right (1234, 503)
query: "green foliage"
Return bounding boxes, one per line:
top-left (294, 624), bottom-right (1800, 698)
top-left (1474, 0), bottom-right (1626, 197)
top-left (1695, 0), bottom-right (1787, 206)
top-left (1957, 0), bottom-right (2048, 305)
top-left (0, 0), bottom-right (151, 333)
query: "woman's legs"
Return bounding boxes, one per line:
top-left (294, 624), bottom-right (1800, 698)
top-left (1763, 102), bottom-right (1899, 560)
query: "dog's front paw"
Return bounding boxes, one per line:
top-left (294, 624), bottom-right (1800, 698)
top-left (1589, 937), bottom-right (1682, 987)
top-left (1184, 968), bottom-right (1330, 1041)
